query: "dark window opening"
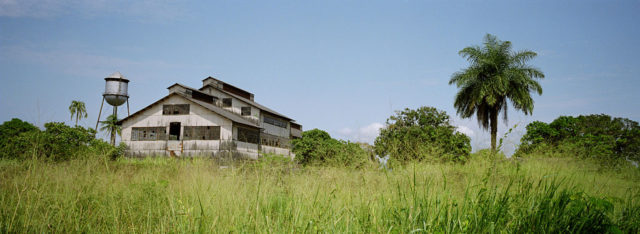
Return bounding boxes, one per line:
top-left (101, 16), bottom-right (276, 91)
top-left (163, 104), bottom-right (190, 115)
top-left (222, 84), bottom-right (252, 100)
top-left (237, 127), bottom-right (259, 144)
top-left (222, 98), bottom-right (232, 107)
top-left (241, 107), bottom-right (251, 116)
top-left (183, 126), bottom-right (221, 140)
top-left (169, 122), bottom-right (181, 140)
top-left (131, 127), bottom-right (166, 141)
top-left (191, 90), bottom-right (214, 104)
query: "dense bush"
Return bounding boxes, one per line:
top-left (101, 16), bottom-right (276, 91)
top-left (516, 114), bottom-right (640, 163)
top-left (291, 129), bottom-right (371, 167)
top-left (0, 118), bottom-right (40, 159)
top-left (0, 118), bottom-right (118, 161)
top-left (374, 107), bottom-right (471, 163)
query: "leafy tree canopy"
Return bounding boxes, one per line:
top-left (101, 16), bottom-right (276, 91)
top-left (292, 129), bottom-right (371, 167)
top-left (374, 106), bottom-right (471, 163)
top-left (517, 114), bottom-right (640, 163)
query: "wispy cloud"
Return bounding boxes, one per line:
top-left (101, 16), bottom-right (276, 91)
top-left (0, 0), bottom-right (187, 21)
top-left (0, 45), bottom-right (200, 79)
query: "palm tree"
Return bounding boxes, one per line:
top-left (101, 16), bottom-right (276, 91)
top-left (449, 34), bottom-right (544, 152)
top-left (100, 114), bottom-right (121, 146)
top-left (69, 100), bottom-right (88, 127)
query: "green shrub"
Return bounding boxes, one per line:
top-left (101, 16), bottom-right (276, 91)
top-left (291, 129), bottom-right (370, 167)
top-left (374, 106), bottom-right (471, 163)
top-left (0, 118), bottom-right (115, 161)
top-left (0, 118), bottom-right (40, 159)
top-left (516, 114), bottom-right (640, 165)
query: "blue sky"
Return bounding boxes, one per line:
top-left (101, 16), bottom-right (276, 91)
top-left (1, 0), bottom-right (639, 154)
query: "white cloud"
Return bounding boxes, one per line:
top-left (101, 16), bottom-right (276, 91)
top-left (456, 125), bottom-right (474, 137)
top-left (337, 127), bottom-right (353, 136)
top-left (335, 122), bottom-right (384, 144)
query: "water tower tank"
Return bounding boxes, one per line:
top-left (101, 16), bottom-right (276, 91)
top-left (103, 72), bottom-right (129, 106)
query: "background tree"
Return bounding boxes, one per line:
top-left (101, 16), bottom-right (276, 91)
top-left (291, 128), bottom-right (370, 167)
top-left (449, 34), bottom-right (544, 152)
top-left (69, 100), bottom-right (88, 127)
top-left (374, 106), bottom-right (471, 163)
top-left (517, 114), bottom-right (640, 165)
top-left (100, 114), bottom-right (121, 146)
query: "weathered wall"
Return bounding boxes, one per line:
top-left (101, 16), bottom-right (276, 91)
top-left (261, 146), bottom-right (292, 159)
top-left (128, 84), bottom-right (295, 159)
top-left (121, 95), bottom-right (234, 156)
top-left (261, 115), bottom-right (290, 138)
top-left (202, 87), bottom-right (261, 123)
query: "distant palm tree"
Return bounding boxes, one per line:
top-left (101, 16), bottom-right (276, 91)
top-left (449, 34), bottom-right (545, 152)
top-left (69, 100), bottom-right (88, 127)
top-left (100, 114), bottom-right (121, 146)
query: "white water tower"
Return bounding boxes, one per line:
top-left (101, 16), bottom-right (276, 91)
top-left (95, 72), bottom-right (130, 133)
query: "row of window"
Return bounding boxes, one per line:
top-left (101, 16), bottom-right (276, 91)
top-left (131, 126), bottom-right (220, 141)
top-left (163, 104), bottom-right (190, 115)
top-left (131, 127), bottom-right (167, 141)
top-left (263, 115), bottom-right (287, 128)
top-left (260, 133), bottom-right (290, 149)
top-left (184, 126), bottom-right (220, 140)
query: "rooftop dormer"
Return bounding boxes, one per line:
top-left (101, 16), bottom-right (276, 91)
top-left (202, 76), bottom-right (254, 101)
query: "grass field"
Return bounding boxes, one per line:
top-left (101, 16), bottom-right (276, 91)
top-left (1, 154), bottom-right (639, 233)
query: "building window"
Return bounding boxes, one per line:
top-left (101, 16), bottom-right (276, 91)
top-left (191, 90), bottom-right (214, 104)
top-left (183, 126), bottom-right (220, 140)
top-left (131, 127), bottom-right (166, 141)
top-left (241, 107), bottom-right (251, 116)
top-left (237, 127), bottom-right (259, 144)
top-left (263, 115), bottom-right (287, 128)
top-left (162, 104), bottom-right (189, 115)
top-left (222, 98), bottom-right (232, 107)
top-left (259, 133), bottom-right (290, 148)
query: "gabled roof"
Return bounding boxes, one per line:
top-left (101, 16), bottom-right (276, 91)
top-left (199, 84), bottom-right (293, 121)
top-left (117, 92), bottom-right (261, 128)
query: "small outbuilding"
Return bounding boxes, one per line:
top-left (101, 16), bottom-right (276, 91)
top-left (117, 77), bottom-right (302, 159)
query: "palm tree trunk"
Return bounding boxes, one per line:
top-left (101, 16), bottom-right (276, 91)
top-left (75, 113), bottom-right (78, 127)
top-left (490, 110), bottom-right (498, 152)
top-left (110, 107), bottom-right (117, 146)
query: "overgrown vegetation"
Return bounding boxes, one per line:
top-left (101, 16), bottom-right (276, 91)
top-left (516, 114), bottom-right (640, 165)
top-left (0, 118), bottom-right (122, 161)
top-left (0, 152), bottom-right (638, 233)
top-left (374, 106), bottom-right (471, 163)
top-left (291, 129), bottom-right (371, 167)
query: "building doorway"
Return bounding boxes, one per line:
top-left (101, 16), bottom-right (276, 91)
top-left (169, 122), bottom-right (181, 140)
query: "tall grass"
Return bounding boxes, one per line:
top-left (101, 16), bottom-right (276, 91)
top-left (1, 154), bottom-right (639, 233)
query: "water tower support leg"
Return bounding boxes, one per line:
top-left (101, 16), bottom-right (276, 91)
top-left (126, 98), bottom-right (130, 116)
top-left (95, 96), bottom-right (105, 134)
